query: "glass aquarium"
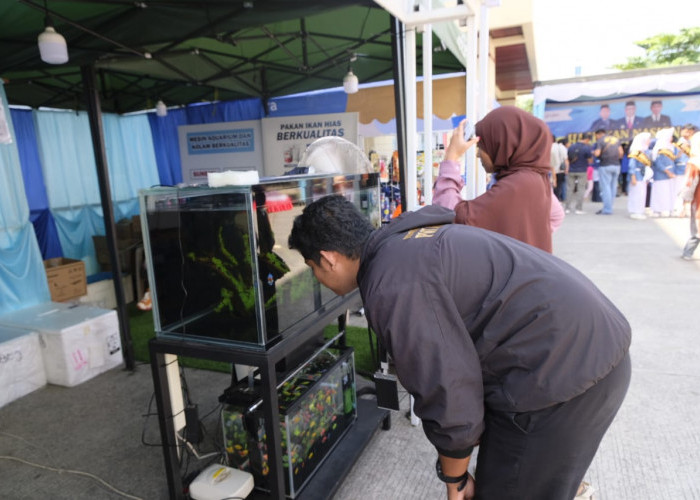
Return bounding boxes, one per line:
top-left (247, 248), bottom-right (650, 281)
top-left (221, 347), bottom-right (356, 498)
top-left (140, 173), bottom-right (379, 348)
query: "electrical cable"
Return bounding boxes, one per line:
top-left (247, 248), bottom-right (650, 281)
top-left (139, 392), bottom-right (185, 451)
top-left (199, 402), bottom-right (223, 422)
top-left (0, 456), bottom-right (144, 500)
top-left (367, 326), bottom-right (378, 369)
top-left (176, 434), bottom-right (222, 460)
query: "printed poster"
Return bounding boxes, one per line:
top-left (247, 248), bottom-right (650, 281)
top-left (178, 120), bottom-right (263, 185)
top-left (261, 112), bottom-right (359, 177)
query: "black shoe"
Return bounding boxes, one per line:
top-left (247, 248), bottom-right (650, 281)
top-left (596, 210), bottom-right (603, 214)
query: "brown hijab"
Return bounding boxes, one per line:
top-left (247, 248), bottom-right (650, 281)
top-left (475, 105), bottom-right (553, 179)
top-left (454, 106), bottom-right (554, 252)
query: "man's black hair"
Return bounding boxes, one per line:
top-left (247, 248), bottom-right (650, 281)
top-left (625, 100), bottom-right (635, 107)
top-left (682, 123), bottom-right (698, 132)
top-left (594, 129), bottom-right (606, 135)
top-left (600, 104), bottom-right (610, 110)
top-left (289, 195), bottom-right (375, 265)
top-left (582, 133), bottom-right (593, 141)
top-left (650, 100), bottom-right (662, 106)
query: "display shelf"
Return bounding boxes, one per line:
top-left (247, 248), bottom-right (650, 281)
top-left (149, 290), bottom-right (389, 500)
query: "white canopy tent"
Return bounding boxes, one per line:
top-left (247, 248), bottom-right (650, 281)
top-left (533, 64), bottom-right (700, 118)
top-left (373, 0), bottom-right (500, 208)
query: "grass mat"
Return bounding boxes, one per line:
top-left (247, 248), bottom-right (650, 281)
top-left (128, 305), bottom-right (378, 375)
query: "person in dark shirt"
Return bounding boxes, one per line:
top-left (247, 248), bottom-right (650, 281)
top-left (565, 133), bottom-right (594, 214)
top-left (289, 195), bottom-right (631, 500)
top-left (594, 129), bottom-right (624, 215)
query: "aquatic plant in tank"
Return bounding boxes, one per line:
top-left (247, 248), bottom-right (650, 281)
top-left (221, 348), bottom-right (357, 497)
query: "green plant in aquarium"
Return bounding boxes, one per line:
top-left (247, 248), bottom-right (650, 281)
top-left (187, 226), bottom-right (289, 315)
top-left (222, 349), bottom-right (356, 494)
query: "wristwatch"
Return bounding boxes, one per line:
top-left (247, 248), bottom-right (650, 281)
top-left (435, 458), bottom-right (470, 491)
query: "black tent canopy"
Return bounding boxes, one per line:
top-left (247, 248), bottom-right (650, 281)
top-left (1, 0), bottom-right (463, 112)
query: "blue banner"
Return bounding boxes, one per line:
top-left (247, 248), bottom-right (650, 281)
top-left (544, 94), bottom-right (700, 142)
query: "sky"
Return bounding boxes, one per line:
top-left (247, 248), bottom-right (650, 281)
top-left (533, 0), bottom-right (700, 81)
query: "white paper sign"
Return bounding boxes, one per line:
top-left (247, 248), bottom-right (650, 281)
top-left (0, 98), bottom-right (12, 144)
top-left (178, 120), bottom-right (263, 185)
top-left (261, 112), bottom-right (359, 177)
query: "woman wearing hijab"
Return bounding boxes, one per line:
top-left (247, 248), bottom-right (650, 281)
top-left (626, 132), bottom-right (652, 220)
top-left (650, 127), bottom-right (678, 217)
top-left (433, 106), bottom-right (559, 253)
top-left (682, 132), bottom-right (700, 260)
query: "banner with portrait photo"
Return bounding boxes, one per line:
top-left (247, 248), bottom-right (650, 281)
top-left (544, 94), bottom-right (700, 143)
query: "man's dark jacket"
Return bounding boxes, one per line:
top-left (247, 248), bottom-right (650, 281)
top-left (357, 205), bottom-right (631, 459)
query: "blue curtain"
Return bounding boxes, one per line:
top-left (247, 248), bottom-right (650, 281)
top-left (147, 107), bottom-right (188, 186)
top-left (34, 110), bottom-right (160, 275)
top-left (102, 113), bottom-right (160, 217)
top-left (0, 83), bottom-right (51, 314)
top-left (33, 110), bottom-right (102, 274)
top-left (148, 98), bottom-right (265, 186)
top-left (11, 108), bottom-right (62, 259)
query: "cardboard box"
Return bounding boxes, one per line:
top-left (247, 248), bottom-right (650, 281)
top-left (92, 235), bottom-right (137, 273)
top-left (131, 215), bottom-right (142, 241)
top-left (44, 258), bottom-right (87, 302)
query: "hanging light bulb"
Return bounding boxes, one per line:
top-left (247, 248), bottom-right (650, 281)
top-left (38, 24), bottom-right (68, 64)
top-left (37, 1), bottom-right (68, 65)
top-left (343, 70), bottom-right (358, 94)
top-left (155, 100), bottom-right (168, 117)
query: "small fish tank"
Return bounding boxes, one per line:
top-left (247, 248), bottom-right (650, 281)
top-left (140, 173), bottom-right (379, 348)
top-left (221, 347), bottom-right (356, 498)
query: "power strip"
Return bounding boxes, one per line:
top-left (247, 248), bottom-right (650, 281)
top-left (164, 353), bottom-right (186, 454)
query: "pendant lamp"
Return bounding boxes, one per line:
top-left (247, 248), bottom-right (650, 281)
top-left (155, 100), bottom-right (168, 117)
top-left (343, 70), bottom-right (359, 94)
top-left (38, 25), bottom-right (68, 64)
top-left (38, 1), bottom-right (68, 65)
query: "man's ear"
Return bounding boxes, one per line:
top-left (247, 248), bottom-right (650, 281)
top-left (319, 250), bottom-right (338, 270)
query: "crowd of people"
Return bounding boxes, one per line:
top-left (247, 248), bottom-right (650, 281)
top-left (550, 122), bottom-right (700, 260)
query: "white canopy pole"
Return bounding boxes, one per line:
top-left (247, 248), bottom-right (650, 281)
top-left (405, 26), bottom-right (418, 210)
top-left (464, 13), bottom-right (478, 200)
top-left (476, 1), bottom-right (490, 194)
top-left (422, 3), bottom-right (433, 206)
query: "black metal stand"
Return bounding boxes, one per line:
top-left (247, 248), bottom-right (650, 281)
top-left (149, 290), bottom-right (390, 499)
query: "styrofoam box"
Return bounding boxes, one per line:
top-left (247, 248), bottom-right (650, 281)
top-left (0, 302), bottom-right (123, 387)
top-left (78, 274), bottom-right (134, 309)
top-left (0, 327), bottom-right (47, 408)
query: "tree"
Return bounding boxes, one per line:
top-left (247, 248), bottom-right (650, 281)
top-left (613, 27), bottom-right (700, 70)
